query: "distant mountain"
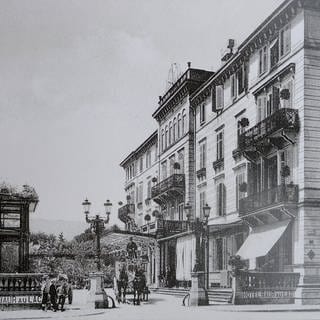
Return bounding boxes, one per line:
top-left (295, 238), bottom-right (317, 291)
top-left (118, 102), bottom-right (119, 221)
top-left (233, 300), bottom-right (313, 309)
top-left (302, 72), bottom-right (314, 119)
top-left (30, 217), bottom-right (87, 240)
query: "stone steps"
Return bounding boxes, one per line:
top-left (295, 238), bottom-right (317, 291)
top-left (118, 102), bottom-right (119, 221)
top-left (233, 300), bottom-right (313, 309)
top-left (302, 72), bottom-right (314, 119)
top-left (151, 287), bottom-right (233, 304)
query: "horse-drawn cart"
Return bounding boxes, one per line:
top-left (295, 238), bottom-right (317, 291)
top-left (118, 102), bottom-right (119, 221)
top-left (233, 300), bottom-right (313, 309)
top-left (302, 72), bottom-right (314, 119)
top-left (114, 256), bottom-right (149, 305)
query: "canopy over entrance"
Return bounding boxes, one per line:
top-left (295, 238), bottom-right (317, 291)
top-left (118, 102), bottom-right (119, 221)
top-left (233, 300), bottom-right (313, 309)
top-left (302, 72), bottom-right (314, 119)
top-left (236, 219), bottom-right (290, 260)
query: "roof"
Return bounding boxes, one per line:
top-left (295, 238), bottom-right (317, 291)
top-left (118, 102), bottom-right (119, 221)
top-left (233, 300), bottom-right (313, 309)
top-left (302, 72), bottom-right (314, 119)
top-left (190, 0), bottom-right (302, 105)
top-left (119, 130), bottom-right (158, 168)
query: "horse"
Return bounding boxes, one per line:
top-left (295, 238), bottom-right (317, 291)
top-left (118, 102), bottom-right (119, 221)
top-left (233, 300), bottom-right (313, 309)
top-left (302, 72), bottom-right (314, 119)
top-left (117, 267), bottom-right (128, 304)
top-left (132, 269), bottom-right (146, 305)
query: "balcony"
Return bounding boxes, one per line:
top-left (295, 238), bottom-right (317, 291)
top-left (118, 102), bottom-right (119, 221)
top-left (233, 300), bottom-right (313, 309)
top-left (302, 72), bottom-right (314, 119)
top-left (239, 108), bottom-right (299, 160)
top-left (196, 167), bottom-right (206, 179)
top-left (118, 203), bottom-right (135, 223)
top-left (151, 174), bottom-right (185, 205)
top-left (157, 219), bottom-right (189, 237)
top-left (212, 158), bottom-right (224, 172)
top-left (239, 184), bottom-right (298, 217)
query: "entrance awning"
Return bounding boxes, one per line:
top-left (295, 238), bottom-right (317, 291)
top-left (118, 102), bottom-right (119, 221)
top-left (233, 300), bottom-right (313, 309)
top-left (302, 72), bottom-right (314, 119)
top-left (236, 219), bottom-right (291, 260)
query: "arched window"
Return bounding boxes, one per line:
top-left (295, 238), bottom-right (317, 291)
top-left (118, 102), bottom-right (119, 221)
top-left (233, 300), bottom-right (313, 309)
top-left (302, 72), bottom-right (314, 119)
top-left (173, 117), bottom-right (177, 141)
top-left (165, 125), bottom-right (168, 149)
top-left (182, 109), bottom-right (187, 134)
top-left (178, 114), bottom-right (182, 138)
top-left (217, 183), bottom-right (226, 216)
top-left (169, 121), bottom-right (172, 145)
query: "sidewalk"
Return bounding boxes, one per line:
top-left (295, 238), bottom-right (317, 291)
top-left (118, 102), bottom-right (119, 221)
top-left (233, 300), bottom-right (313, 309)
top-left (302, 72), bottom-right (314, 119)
top-left (0, 289), bottom-right (109, 320)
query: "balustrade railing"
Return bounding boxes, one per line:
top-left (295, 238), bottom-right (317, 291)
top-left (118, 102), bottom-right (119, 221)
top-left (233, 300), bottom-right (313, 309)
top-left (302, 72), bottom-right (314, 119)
top-left (239, 108), bottom-right (299, 151)
top-left (0, 273), bottom-right (43, 293)
top-left (237, 270), bottom-right (300, 291)
top-left (239, 184), bottom-right (298, 216)
top-left (151, 174), bottom-right (185, 199)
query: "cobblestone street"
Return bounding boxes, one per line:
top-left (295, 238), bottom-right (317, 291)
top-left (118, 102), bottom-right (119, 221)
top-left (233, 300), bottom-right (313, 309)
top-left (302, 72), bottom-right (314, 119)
top-left (1, 290), bottom-right (320, 320)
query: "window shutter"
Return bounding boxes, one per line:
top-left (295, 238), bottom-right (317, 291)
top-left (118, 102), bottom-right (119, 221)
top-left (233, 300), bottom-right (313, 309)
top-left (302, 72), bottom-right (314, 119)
top-left (215, 85), bottom-right (224, 111)
top-left (270, 39), bottom-right (279, 68)
top-left (211, 86), bottom-right (216, 112)
top-left (244, 63), bottom-right (248, 91)
top-left (272, 86), bottom-right (280, 112)
top-left (257, 96), bottom-right (262, 123)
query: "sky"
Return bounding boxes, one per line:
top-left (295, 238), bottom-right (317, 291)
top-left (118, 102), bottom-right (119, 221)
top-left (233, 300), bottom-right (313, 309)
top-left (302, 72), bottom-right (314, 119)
top-left (0, 0), bottom-right (283, 227)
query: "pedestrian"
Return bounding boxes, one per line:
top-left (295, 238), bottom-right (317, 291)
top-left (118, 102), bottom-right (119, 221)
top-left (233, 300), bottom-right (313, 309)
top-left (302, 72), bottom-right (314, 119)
top-left (57, 278), bottom-right (68, 311)
top-left (41, 275), bottom-right (50, 311)
top-left (49, 278), bottom-right (58, 312)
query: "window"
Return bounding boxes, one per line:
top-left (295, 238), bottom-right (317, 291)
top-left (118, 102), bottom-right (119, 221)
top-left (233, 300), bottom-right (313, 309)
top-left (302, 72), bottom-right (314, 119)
top-left (161, 161), bottom-right (167, 180)
top-left (138, 183), bottom-right (143, 204)
top-left (169, 154), bottom-right (175, 176)
top-left (267, 86), bottom-right (280, 116)
top-left (237, 120), bottom-right (246, 146)
top-left (0, 213), bottom-right (20, 228)
top-left (257, 95), bottom-right (267, 122)
top-left (178, 149), bottom-right (185, 173)
top-left (199, 140), bottom-right (207, 169)
top-left (139, 157), bottom-right (143, 173)
top-left (165, 126), bottom-right (168, 149)
top-left (199, 191), bottom-right (206, 219)
top-left (215, 85), bottom-right (224, 111)
top-left (280, 24), bottom-right (290, 58)
top-left (178, 203), bottom-right (184, 221)
top-left (173, 117), bottom-right (177, 141)
top-left (146, 150), bottom-right (151, 168)
top-left (161, 129), bottom-right (165, 152)
top-left (178, 114), bottom-right (182, 138)
top-left (259, 46), bottom-right (268, 75)
top-left (216, 130), bottom-right (224, 161)
top-left (270, 38), bottom-right (279, 69)
top-left (237, 63), bottom-right (248, 95)
top-left (169, 121), bottom-right (172, 145)
top-left (147, 180), bottom-right (152, 199)
top-left (200, 104), bottom-right (206, 124)
top-left (217, 183), bottom-right (226, 216)
top-left (236, 172), bottom-right (246, 209)
top-left (182, 109), bottom-right (187, 134)
top-left (230, 74), bottom-right (237, 100)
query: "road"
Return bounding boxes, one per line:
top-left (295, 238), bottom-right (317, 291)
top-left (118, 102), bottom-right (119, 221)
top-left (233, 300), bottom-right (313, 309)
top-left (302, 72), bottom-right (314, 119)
top-left (1, 290), bottom-right (320, 320)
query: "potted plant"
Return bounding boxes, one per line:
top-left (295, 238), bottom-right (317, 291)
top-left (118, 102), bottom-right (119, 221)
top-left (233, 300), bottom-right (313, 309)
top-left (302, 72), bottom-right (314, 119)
top-left (239, 182), bottom-right (247, 193)
top-left (280, 88), bottom-right (290, 100)
top-left (281, 165), bottom-right (290, 178)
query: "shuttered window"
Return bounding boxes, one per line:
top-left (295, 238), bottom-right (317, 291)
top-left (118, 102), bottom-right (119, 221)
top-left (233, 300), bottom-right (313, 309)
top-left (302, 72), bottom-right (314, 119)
top-left (217, 183), bottom-right (226, 216)
top-left (215, 85), bottom-right (224, 111)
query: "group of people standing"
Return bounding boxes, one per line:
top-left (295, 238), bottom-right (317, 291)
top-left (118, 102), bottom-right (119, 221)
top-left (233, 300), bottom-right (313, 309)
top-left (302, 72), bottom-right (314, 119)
top-left (41, 275), bottom-right (69, 312)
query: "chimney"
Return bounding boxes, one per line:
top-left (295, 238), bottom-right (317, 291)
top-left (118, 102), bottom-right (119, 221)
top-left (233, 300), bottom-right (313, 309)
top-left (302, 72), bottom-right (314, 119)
top-left (221, 39), bottom-right (235, 63)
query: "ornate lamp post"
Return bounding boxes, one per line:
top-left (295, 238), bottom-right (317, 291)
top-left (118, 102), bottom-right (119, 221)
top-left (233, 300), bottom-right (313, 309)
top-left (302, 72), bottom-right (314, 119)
top-left (186, 202), bottom-right (211, 306)
top-left (202, 204), bottom-right (211, 290)
top-left (82, 198), bottom-right (112, 309)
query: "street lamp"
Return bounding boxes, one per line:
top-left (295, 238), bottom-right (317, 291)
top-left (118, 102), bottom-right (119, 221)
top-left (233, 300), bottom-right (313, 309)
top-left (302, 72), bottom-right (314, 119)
top-left (202, 204), bottom-right (211, 290)
top-left (82, 198), bottom-right (113, 309)
top-left (82, 198), bottom-right (112, 271)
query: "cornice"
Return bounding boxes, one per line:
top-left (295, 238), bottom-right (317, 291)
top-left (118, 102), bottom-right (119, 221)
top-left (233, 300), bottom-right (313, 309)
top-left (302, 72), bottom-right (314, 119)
top-left (120, 130), bottom-right (158, 168)
top-left (191, 0), bottom-right (303, 108)
top-left (153, 69), bottom-right (213, 122)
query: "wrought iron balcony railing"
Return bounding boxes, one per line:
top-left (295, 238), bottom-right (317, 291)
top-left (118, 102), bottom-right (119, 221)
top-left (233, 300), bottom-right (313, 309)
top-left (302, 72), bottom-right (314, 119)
top-left (118, 203), bottom-right (135, 223)
top-left (239, 184), bottom-right (298, 216)
top-left (239, 108), bottom-right (299, 151)
top-left (157, 219), bottom-right (189, 237)
top-left (151, 174), bottom-right (185, 199)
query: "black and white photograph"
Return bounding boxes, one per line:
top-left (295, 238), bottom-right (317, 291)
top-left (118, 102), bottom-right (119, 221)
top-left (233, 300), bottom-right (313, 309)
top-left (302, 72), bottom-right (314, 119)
top-left (1, 0), bottom-right (320, 319)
